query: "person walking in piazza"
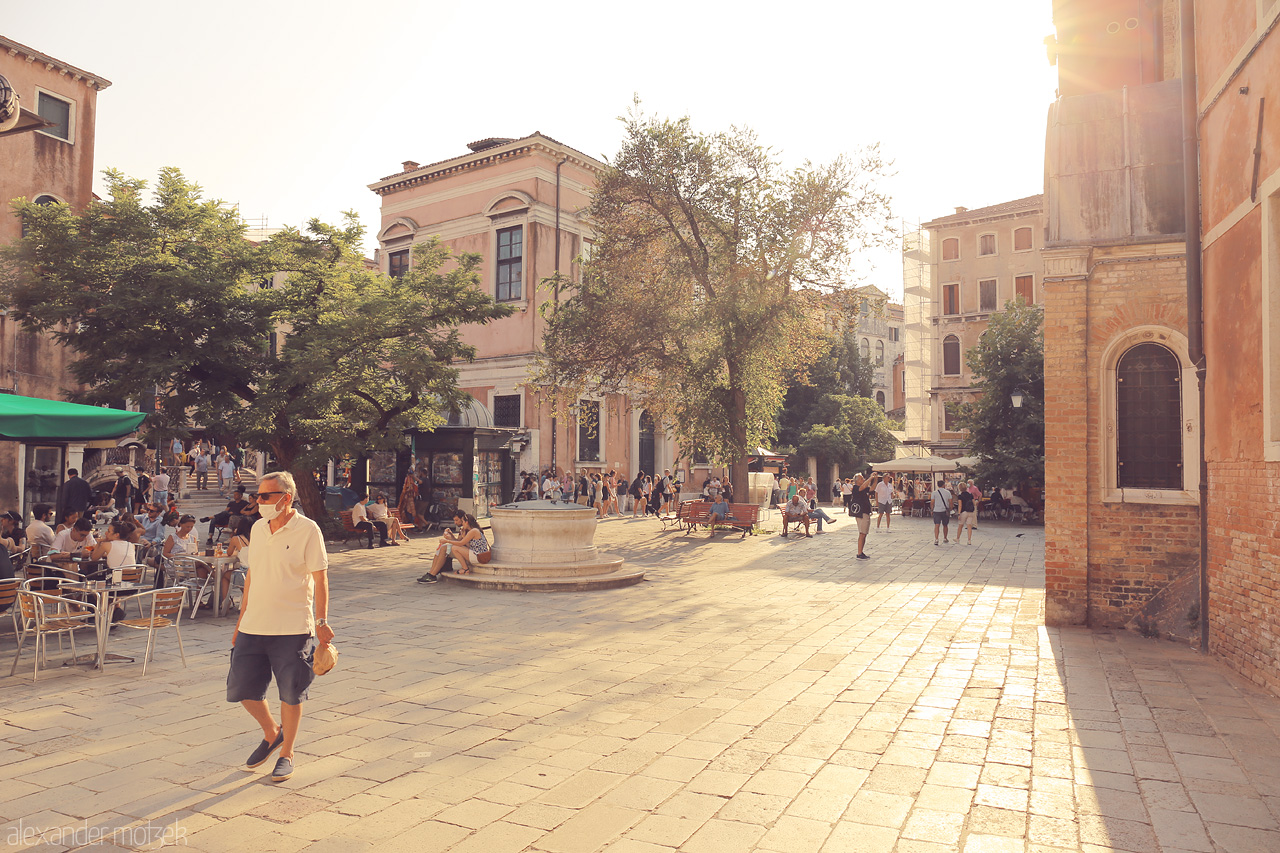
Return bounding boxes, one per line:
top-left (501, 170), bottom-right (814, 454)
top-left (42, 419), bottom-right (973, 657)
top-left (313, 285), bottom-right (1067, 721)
top-left (850, 473), bottom-right (874, 559)
top-left (152, 467), bottom-right (171, 507)
top-left (874, 473), bottom-right (894, 530)
top-left (228, 471), bottom-right (333, 783)
top-left (957, 482), bottom-right (978, 544)
top-left (932, 477), bottom-right (954, 545)
top-left (194, 451), bottom-right (210, 491)
top-left (216, 453), bottom-right (234, 496)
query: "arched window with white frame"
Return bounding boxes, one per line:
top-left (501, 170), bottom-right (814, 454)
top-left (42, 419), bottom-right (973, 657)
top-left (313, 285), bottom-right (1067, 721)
top-left (1102, 327), bottom-right (1199, 504)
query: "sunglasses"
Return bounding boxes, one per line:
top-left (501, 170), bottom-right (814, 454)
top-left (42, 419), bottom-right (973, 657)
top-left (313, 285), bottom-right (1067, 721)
top-left (255, 491), bottom-right (286, 500)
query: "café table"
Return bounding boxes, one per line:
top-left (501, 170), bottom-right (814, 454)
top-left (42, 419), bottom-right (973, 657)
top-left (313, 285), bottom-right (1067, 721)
top-left (205, 554), bottom-right (239, 617)
top-left (59, 580), bottom-right (149, 670)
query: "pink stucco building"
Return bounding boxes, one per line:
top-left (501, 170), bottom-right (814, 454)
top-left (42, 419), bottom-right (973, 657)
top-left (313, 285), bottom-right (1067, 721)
top-left (369, 134), bottom-right (687, 490)
top-left (0, 36), bottom-right (111, 515)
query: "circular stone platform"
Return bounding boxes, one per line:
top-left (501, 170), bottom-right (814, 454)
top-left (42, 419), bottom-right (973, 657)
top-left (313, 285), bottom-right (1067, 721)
top-left (442, 500), bottom-right (644, 591)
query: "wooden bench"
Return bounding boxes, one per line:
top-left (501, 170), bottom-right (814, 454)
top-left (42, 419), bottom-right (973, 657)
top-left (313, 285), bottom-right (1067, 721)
top-left (338, 508), bottom-right (415, 543)
top-left (660, 500), bottom-right (698, 532)
top-left (676, 501), bottom-right (760, 538)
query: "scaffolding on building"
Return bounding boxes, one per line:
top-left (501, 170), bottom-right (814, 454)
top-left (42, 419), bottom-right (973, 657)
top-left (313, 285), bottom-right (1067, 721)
top-left (901, 222), bottom-right (934, 455)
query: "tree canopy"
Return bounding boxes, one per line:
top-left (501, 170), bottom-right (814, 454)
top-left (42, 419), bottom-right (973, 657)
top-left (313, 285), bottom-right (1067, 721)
top-left (953, 298), bottom-right (1045, 488)
top-left (536, 105), bottom-right (893, 488)
top-left (776, 326), bottom-right (896, 476)
top-left (1, 168), bottom-right (511, 518)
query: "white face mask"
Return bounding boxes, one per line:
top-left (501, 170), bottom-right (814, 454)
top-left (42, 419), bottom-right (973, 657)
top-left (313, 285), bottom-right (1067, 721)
top-left (258, 499), bottom-right (282, 521)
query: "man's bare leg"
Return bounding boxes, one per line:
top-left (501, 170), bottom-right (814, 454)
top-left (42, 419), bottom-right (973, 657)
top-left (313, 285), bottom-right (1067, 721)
top-left (279, 701), bottom-right (302, 759)
top-left (242, 699), bottom-right (280, 742)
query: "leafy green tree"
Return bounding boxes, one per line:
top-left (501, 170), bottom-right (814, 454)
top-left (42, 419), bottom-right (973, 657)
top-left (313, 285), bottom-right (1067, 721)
top-left (953, 298), bottom-right (1045, 488)
top-left (2, 169), bottom-right (510, 519)
top-left (776, 326), bottom-right (876, 452)
top-left (537, 105), bottom-right (893, 489)
top-left (797, 394), bottom-right (898, 476)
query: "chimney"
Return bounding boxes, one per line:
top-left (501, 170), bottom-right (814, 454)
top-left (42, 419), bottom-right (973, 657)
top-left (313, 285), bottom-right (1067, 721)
top-left (402, 160), bottom-right (420, 172)
top-left (954, 206), bottom-right (969, 215)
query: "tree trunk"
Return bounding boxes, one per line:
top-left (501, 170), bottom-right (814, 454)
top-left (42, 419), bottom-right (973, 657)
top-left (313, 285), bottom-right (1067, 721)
top-left (728, 385), bottom-right (751, 506)
top-left (293, 466), bottom-right (327, 523)
top-left (270, 438), bottom-right (327, 522)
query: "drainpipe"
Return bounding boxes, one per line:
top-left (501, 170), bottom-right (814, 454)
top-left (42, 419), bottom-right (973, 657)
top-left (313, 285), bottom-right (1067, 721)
top-left (549, 154), bottom-right (568, 478)
top-left (1181, 0), bottom-right (1209, 652)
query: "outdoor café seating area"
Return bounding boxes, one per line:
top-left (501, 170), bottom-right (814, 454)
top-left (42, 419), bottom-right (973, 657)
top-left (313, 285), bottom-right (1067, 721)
top-left (1, 544), bottom-right (241, 681)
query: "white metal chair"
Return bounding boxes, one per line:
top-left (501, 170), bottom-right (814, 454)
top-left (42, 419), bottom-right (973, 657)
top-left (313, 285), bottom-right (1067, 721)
top-left (113, 587), bottom-right (187, 675)
top-left (9, 589), bottom-right (98, 681)
top-left (168, 555), bottom-right (213, 618)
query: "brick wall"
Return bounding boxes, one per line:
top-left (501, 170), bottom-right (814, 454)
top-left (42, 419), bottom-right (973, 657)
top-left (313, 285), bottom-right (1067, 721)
top-left (1044, 244), bottom-right (1199, 629)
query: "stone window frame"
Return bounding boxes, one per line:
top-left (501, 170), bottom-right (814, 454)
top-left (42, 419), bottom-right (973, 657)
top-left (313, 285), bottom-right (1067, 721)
top-left (1261, 186), bottom-right (1280, 460)
top-left (1101, 325), bottom-right (1199, 505)
top-left (942, 282), bottom-right (960, 316)
top-left (34, 88), bottom-right (75, 144)
top-left (942, 334), bottom-right (961, 376)
top-left (488, 390), bottom-right (524, 429)
top-left (576, 397), bottom-right (603, 464)
top-left (484, 192), bottom-right (533, 308)
top-left (1013, 226), bottom-right (1034, 252)
top-left (1015, 274), bottom-right (1036, 304)
top-left (979, 278), bottom-right (998, 312)
top-left (978, 232), bottom-right (997, 257)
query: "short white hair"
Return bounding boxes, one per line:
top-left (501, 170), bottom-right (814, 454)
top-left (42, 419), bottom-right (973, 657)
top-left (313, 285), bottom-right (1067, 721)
top-left (260, 471), bottom-right (297, 497)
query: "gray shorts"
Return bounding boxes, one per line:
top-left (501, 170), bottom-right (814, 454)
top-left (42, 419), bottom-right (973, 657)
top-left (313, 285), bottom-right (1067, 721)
top-left (933, 511), bottom-right (950, 526)
top-left (227, 632), bottom-right (314, 706)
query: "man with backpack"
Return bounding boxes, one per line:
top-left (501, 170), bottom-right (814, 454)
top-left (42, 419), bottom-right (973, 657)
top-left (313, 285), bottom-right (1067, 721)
top-left (932, 477), bottom-right (954, 545)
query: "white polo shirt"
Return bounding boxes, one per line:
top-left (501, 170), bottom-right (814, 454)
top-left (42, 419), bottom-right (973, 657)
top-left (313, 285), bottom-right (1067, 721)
top-left (238, 512), bottom-right (327, 636)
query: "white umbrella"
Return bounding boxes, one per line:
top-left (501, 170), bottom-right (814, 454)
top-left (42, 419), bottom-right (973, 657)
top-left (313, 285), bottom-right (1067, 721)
top-left (952, 456), bottom-right (983, 469)
top-left (869, 455), bottom-right (958, 474)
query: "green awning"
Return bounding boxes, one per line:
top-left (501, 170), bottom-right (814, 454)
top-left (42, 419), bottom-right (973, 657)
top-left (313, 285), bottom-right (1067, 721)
top-left (0, 394), bottom-right (146, 441)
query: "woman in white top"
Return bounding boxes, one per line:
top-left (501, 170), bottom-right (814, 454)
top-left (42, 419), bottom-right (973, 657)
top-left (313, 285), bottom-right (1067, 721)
top-left (163, 514), bottom-right (201, 561)
top-left (89, 518), bottom-right (137, 570)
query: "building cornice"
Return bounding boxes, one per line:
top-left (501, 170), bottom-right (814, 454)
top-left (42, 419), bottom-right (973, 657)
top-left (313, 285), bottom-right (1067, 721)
top-left (0, 36), bottom-right (111, 90)
top-left (368, 134), bottom-right (606, 197)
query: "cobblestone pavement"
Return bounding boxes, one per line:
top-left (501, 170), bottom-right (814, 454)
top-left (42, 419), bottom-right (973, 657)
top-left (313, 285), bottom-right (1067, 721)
top-left (3, 511), bottom-right (1280, 852)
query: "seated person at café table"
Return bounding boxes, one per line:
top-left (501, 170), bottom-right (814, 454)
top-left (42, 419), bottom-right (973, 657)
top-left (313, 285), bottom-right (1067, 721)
top-left (26, 503), bottom-right (56, 556)
top-left (51, 517), bottom-right (97, 555)
top-left (141, 504), bottom-right (167, 548)
top-left (781, 495), bottom-right (812, 538)
top-left (89, 519), bottom-right (138, 622)
top-left (1, 511), bottom-right (24, 578)
top-left (159, 514), bottom-right (201, 587)
top-left (90, 518), bottom-right (137, 570)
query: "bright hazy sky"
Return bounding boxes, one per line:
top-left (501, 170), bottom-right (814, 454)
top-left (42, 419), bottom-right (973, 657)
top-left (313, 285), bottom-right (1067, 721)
top-left (7, 0), bottom-right (1057, 302)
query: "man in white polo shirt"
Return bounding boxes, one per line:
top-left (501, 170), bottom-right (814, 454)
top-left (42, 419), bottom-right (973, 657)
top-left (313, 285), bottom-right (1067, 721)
top-left (228, 471), bottom-right (334, 783)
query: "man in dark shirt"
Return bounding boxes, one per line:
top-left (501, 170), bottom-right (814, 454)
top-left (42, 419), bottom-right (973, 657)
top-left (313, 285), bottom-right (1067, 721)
top-left (206, 486), bottom-right (251, 545)
top-left (57, 468), bottom-right (93, 525)
top-left (111, 467), bottom-right (133, 513)
top-left (850, 473), bottom-right (874, 560)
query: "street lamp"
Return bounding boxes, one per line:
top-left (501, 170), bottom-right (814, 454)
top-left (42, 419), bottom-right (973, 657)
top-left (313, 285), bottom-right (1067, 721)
top-left (1010, 388), bottom-right (1026, 409)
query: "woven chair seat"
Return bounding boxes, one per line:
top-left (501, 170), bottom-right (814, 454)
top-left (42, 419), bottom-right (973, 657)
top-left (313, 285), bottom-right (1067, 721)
top-left (118, 616), bottom-right (173, 629)
top-left (44, 617), bottom-right (94, 631)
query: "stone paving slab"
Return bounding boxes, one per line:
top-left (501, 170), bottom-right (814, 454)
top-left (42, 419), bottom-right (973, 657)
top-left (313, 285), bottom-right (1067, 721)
top-left (3, 512), bottom-right (1280, 851)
